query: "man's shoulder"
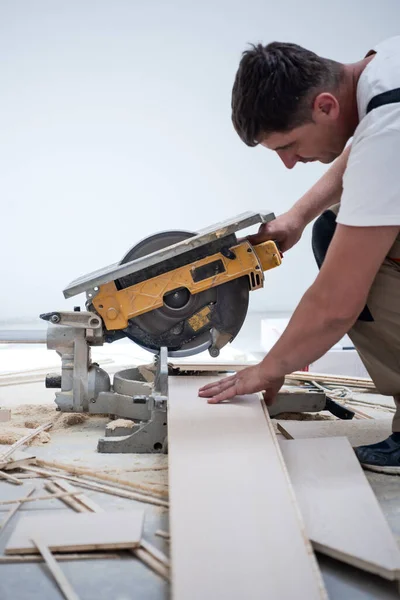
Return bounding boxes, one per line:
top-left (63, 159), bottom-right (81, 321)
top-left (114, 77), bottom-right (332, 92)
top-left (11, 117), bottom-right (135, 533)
top-left (357, 37), bottom-right (400, 120)
top-left (366, 36), bottom-right (400, 57)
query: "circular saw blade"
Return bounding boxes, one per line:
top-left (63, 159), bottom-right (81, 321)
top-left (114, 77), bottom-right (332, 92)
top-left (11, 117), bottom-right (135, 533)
top-left (116, 230), bottom-right (249, 357)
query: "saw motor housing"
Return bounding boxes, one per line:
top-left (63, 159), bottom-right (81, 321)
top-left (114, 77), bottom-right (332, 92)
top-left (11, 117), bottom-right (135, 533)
top-left (92, 238), bottom-right (281, 354)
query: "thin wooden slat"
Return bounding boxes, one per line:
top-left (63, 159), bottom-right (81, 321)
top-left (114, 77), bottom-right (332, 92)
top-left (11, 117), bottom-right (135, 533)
top-left (171, 363), bottom-right (376, 389)
top-left (0, 451), bottom-right (36, 471)
top-left (134, 547), bottom-right (170, 580)
top-left (44, 482), bottom-right (86, 513)
top-left (5, 510), bottom-right (144, 555)
top-left (37, 458), bottom-right (167, 474)
top-left (155, 530), bottom-right (170, 540)
top-left (22, 466), bottom-right (169, 508)
top-left (0, 553), bottom-right (121, 564)
top-left (32, 537), bottom-right (80, 600)
top-left (0, 488), bottom-right (36, 530)
top-left (0, 470), bottom-right (23, 485)
top-left (280, 437), bottom-right (400, 580)
top-left (35, 459), bottom-right (168, 497)
top-left (140, 539), bottom-right (170, 568)
top-left (0, 491), bottom-right (87, 507)
top-left (168, 376), bottom-right (326, 600)
top-left (51, 480), bottom-right (102, 514)
top-left (286, 371), bottom-right (376, 390)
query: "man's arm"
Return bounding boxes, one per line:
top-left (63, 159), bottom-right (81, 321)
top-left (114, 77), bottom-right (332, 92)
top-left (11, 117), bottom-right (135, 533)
top-left (291, 146), bottom-right (351, 225)
top-left (263, 223), bottom-right (399, 376)
top-left (199, 223), bottom-right (399, 402)
top-left (248, 146), bottom-right (351, 251)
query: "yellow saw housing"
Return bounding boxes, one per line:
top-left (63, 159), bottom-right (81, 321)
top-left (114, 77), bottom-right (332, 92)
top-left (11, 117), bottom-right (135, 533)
top-left (92, 239), bottom-right (282, 331)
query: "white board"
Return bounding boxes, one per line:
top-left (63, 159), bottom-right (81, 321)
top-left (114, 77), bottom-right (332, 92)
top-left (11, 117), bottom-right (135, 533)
top-left (277, 418), bottom-right (392, 447)
top-left (168, 376), bottom-right (326, 600)
top-left (6, 509), bottom-right (144, 554)
top-left (280, 437), bottom-right (400, 580)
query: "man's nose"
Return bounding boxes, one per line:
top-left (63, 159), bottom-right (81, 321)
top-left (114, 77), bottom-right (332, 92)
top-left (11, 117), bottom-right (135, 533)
top-left (277, 150), bottom-right (298, 170)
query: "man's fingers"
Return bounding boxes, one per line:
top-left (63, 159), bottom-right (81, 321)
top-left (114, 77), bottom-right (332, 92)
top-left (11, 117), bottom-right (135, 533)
top-left (246, 222), bottom-right (275, 246)
top-left (198, 380), bottom-right (236, 397)
top-left (198, 377), bottom-right (238, 397)
top-left (247, 232), bottom-right (267, 246)
top-left (207, 385), bottom-right (238, 404)
top-left (198, 375), bottom-right (236, 393)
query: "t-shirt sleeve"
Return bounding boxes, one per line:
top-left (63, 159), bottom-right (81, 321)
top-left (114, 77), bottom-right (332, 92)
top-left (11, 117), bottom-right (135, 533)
top-left (337, 106), bottom-right (400, 227)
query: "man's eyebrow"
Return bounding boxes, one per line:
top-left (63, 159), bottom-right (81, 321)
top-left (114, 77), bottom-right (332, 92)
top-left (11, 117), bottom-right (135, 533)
top-left (273, 142), bottom-right (294, 151)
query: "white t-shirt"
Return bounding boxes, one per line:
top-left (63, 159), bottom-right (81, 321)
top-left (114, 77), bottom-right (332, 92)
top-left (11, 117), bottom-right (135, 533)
top-left (337, 36), bottom-right (400, 226)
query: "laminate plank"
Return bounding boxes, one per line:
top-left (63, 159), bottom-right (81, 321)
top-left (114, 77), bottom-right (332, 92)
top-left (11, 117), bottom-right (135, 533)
top-left (277, 418), bottom-right (392, 447)
top-left (5, 510), bottom-right (144, 555)
top-left (167, 376), bottom-right (326, 600)
top-left (280, 437), bottom-right (400, 580)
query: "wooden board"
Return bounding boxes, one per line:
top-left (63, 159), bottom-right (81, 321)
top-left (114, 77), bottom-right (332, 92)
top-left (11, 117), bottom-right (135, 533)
top-left (5, 509), bottom-right (144, 555)
top-left (168, 377), bottom-right (327, 600)
top-left (277, 417), bottom-right (392, 447)
top-left (280, 437), bottom-right (400, 580)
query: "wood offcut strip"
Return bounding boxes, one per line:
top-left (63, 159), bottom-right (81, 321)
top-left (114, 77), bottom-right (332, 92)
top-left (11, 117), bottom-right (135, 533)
top-left (133, 547), bottom-right (170, 580)
top-left (155, 530), bottom-right (170, 540)
top-left (280, 437), bottom-right (400, 580)
top-left (32, 537), bottom-right (80, 600)
top-left (168, 376), bottom-right (326, 600)
top-left (286, 371), bottom-right (376, 390)
top-left (0, 488), bottom-right (36, 530)
top-left (0, 553), bottom-right (121, 564)
top-left (171, 363), bottom-right (376, 390)
top-left (0, 491), bottom-right (85, 507)
top-left (22, 466), bottom-right (169, 508)
top-left (0, 471), bottom-right (22, 485)
top-left (44, 482), bottom-right (89, 513)
top-left (35, 459), bottom-right (167, 497)
top-left (52, 480), bottom-right (102, 513)
top-left (140, 539), bottom-right (170, 568)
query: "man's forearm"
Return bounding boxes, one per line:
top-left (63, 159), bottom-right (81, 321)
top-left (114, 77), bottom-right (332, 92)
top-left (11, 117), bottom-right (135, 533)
top-left (291, 146), bottom-right (351, 226)
top-left (260, 281), bottom-right (357, 379)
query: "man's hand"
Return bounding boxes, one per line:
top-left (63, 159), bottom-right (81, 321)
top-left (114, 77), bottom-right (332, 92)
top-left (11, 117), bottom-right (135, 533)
top-left (198, 364), bottom-right (285, 404)
top-left (247, 209), bottom-right (305, 252)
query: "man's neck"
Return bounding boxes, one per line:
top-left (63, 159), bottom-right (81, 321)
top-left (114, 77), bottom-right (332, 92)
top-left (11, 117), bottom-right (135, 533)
top-left (340, 54), bottom-right (376, 136)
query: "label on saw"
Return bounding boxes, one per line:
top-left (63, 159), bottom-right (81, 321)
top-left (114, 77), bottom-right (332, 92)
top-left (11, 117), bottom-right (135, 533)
top-left (191, 259), bottom-right (225, 283)
top-left (188, 306), bottom-right (212, 332)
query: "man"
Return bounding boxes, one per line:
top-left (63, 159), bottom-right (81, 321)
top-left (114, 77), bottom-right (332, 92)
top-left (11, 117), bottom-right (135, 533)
top-left (199, 38), bottom-right (400, 474)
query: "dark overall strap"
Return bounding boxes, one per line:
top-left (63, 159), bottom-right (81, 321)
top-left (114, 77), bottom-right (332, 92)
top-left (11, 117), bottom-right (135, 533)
top-left (366, 88), bottom-right (400, 114)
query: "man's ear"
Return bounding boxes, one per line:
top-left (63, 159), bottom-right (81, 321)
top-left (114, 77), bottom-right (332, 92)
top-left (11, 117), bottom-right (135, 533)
top-left (313, 93), bottom-right (340, 121)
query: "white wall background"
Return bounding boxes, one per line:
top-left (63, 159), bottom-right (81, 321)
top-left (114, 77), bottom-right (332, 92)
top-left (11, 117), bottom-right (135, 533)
top-left (0, 0), bottom-right (399, 322)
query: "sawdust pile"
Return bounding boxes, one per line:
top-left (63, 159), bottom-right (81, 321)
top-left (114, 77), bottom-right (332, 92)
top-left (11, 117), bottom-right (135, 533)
top-left (275, 412), bottom-right (332, 421)
top-left (0, 426), bottom-right (51, 446)
top-left (0, 404), bottom-right (95, 447)
top-left (11, 404), bottom-right (90, 432)
top-left (107, 418), bottom-right (135, 431)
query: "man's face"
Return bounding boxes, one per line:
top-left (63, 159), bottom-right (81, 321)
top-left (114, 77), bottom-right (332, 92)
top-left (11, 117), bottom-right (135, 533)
top-left (260, 92), bottom-right (348, 169)
top-left (260, 121), bottom-right (347, 169)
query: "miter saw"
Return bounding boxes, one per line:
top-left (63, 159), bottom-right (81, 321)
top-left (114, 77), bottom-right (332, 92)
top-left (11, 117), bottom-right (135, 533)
top-left (39, 211), bottom-right (349, 454)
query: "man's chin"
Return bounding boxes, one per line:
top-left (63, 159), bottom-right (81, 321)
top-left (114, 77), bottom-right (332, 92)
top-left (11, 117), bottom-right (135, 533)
top-left (319, 154), bottom-right (338, 164)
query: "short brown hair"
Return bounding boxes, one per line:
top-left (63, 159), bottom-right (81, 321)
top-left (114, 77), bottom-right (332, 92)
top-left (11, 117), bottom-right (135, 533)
top-left (231, 42), bottom-right (343, 146)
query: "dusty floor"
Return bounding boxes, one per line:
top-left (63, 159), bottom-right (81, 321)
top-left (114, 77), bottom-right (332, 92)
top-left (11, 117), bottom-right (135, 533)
top-left (0, 378), bottom-right (399, 599)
